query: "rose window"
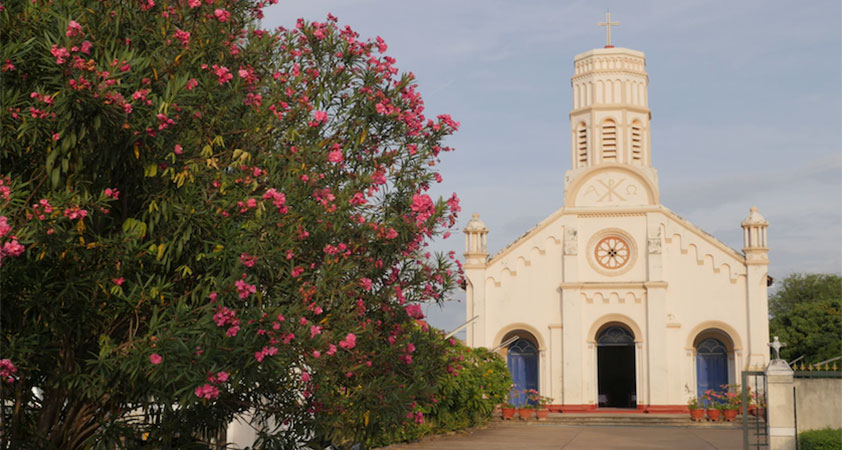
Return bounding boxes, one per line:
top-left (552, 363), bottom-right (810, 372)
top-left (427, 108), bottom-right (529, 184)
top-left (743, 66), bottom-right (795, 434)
top-left (594, 236), bottom-right (630, 270)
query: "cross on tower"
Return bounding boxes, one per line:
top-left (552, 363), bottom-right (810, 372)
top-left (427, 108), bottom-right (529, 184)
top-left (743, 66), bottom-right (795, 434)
top-left (598, 11), bottom-right (620, 48)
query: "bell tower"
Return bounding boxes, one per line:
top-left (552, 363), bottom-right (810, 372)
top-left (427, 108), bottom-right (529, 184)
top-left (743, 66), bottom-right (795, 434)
top-left (566, 14), bottom-right (657, 192)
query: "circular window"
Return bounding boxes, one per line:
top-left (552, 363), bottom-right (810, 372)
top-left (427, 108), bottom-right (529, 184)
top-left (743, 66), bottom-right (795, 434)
top-left (586, 229), bottom-right (637, 276)
top-left (594, 236), bottom-right (631, 270)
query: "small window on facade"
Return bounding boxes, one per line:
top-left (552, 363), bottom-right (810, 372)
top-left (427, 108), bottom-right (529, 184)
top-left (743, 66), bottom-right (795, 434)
top-left (631, 121), bottom-right (642, 162)
top-left (577, 123), bottom-right (588, 166)
top-left (601, 119), bottom-right (617, 162)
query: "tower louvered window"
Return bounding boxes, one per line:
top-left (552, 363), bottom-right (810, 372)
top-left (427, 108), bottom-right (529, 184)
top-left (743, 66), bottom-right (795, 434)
top-left (577, 123), bottom-right (588, 166)
top-left (601, 119), bottom-right (617, 162)
top-left (631, 122), bottom-right (642, 162)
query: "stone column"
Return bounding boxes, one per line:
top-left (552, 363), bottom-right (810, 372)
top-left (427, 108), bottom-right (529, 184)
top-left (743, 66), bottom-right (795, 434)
top-left (765, 359), bottom-right (795, 450)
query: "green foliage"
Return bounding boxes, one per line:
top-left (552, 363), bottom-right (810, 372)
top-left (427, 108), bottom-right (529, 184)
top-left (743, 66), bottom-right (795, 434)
top-left (1, 1), bottom-right (463, 448)
top-left (799, 428), bottom-right (842, 450)
top-left (769, 274), bottom-right (842, 363)
top-left (364, 341), bottom-right (512, 448)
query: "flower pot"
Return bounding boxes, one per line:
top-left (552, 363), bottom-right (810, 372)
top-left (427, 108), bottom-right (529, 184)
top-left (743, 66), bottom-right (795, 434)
top-left (756, 407), bottom-right (766, 419)
top-left (748, 405), bottom-right (757, 416)
top-left (517, 408), bottom-right (534, 420)
top-left (689, 408), bottom-right (705, 421)
top-left (501, 407), bottom-right (516, 420)
top-left (723, 409), bottom-right (739, 422)
top-left (706, 408), bottom-right (721, 421)
top-left (535, 408), bottom-right (550, 420)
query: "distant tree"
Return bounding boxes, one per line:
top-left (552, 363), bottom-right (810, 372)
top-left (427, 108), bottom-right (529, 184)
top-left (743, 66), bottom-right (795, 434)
top-left (1, 1), bottom-right (462, 448)
top-left (769, 273), bottom-right (841, 364)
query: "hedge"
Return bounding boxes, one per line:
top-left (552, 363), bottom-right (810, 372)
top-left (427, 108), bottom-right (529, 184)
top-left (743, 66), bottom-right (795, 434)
top-left (799, 428), bottom-right (842, 450)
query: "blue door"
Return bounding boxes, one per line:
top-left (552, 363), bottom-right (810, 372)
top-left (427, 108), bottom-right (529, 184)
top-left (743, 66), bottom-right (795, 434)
top-left (507, 339), bottom-right (538, 407)
top-left (696, 338), bottom-right (728, 405)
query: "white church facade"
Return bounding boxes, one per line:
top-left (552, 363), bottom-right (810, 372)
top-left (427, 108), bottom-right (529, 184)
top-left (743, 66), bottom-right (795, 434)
top-left (463, 44), bottom-right (771, 413)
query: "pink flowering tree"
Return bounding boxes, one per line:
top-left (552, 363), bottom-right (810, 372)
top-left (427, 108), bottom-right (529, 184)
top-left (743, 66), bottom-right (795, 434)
top-left (1, 1), bottom-right (462, 448)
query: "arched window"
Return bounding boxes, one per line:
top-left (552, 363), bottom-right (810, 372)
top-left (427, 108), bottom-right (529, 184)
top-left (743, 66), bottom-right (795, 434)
top-left (576, 123), bottom-right (588, 166)
top-left (597, 326), bottom-right (634, 346)
top-left (631, 121), bottom-right (642, 163)
top-left (601, 119), bottom-right (617, 162)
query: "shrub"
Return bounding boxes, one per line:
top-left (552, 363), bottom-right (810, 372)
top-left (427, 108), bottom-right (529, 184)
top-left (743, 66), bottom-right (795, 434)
top-left (1, 1), bottom-right (462, 447)
top-left (799, 428), bottom-right (842, 450)
top-left (365, 337), bottom-right (512, 447)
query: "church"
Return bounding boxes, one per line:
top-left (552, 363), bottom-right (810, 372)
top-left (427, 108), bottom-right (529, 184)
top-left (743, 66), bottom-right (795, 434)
top-left (462, 31), bottom-right (771, 413)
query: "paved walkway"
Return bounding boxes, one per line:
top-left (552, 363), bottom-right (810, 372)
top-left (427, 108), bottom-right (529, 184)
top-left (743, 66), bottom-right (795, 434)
top-left (381, 422), bottom-right (744, 449)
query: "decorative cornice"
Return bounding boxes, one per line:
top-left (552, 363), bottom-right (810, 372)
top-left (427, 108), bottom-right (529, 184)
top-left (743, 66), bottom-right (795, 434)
top-left (559, 281), bottom-right (668, 290)
top-left (570, 105), bottom-right (651, 116)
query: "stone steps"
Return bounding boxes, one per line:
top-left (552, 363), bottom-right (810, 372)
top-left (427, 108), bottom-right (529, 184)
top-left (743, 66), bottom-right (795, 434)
top-left (497, 413), bottom-right (753, 428)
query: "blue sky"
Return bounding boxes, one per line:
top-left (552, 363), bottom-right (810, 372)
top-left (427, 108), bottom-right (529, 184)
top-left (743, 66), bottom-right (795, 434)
top-left (264, 1), bottom-right (842, 335)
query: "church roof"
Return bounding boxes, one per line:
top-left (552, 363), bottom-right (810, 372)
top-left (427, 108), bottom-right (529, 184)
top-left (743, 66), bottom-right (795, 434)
top-left (486, 204), bottom-right (745, 266)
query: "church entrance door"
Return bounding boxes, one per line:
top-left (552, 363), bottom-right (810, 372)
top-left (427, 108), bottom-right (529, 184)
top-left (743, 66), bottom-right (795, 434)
top-left (696, 338), bottom-right (728, 404)
top-left (507, 338), bottom-right (538, 407)
top-left (596, 326), bottom-right (636, 408)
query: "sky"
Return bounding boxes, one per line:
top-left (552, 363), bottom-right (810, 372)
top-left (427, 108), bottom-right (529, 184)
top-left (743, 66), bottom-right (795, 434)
top-left (263, 1), bottom-right (842, 337)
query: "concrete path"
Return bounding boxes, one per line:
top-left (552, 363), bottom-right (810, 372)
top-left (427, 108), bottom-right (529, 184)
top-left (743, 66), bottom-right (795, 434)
top-left (381, 422), bottom-right (744, 449)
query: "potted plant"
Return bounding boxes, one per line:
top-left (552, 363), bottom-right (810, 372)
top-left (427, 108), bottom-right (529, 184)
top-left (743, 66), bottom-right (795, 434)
top-left (502, 385), bottom-right (519, 420)
top-left (703, 390), bottom-right (722, 421)
top-left (517, 389), bottom-right (535, 420)
top-left (501, 400), bottom-right (517, 420)
top-left (687, 396), bottom-right (705, 421)
top-left (722, 387), bottom-right (740, 422)
top-left (530, 390), bottom-right (551, 420)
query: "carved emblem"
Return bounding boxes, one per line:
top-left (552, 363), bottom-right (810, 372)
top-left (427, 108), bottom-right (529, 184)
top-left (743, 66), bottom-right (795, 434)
top-left (564, 227), bottom-right (578, 255)
top-left (648, 230), bottom-right (662, 254)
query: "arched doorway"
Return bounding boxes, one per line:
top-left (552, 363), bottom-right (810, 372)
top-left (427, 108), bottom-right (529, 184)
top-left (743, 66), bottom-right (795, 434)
top-left (506, 337), bottom-right (538, 407)
top-left (696, 338), bottom-right (729, 403)
top-left (597, 324), bottom-right (636, 408)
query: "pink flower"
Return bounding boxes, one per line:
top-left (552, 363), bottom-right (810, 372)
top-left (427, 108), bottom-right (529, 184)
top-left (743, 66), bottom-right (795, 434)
top-left (310, 325), bottom-right (323, 338)
top-left (187, 0), bottom-right (201, 7)
top-left (0, 239), bottom-right (25, 261)
top-left (214, 8), bottom-right (230, 22)
top-left (112, 277), bottom-right (125, 286)
top-left (405, 304), bottom-right (424, 319)
top-left (339, 333), bottom-right (356, 350)
top-left (49, 45), bottom-right (70, 64)
top-left (0, 359), bottom-right (18, 383)
top-left (194, 383), bottom-right (220, 400)
top-left (173, 144), bottom-right (183, 155)
top-left (240, 253), bottom-right (257, 267)
top-left (309, 110), bottom-right (328, 127)
top-left (63, 206), bottom-right (87, 220)
top-left (375, 36), bottom-right (388, 53)
top-left (216, 371), bottom-right (229, 382)
top-left (174, 29), bottom-right (190, 48)
top-left (104, 188), bottom-right (120, 199)
top-left (301, 371), bottom-right (310, 382)
top-left (79, 40), bottom-right (93, 54)
top-left (234, 279), bottom-right (256, 299)
top-left (212, 65), bottom-right (232, 85)
top-left (186, 78), bottom-right (198, 90)
top-left (327, 150), bottom-right (343, 163)
top-left (66, 20), bottom-right (83, 38)
top-left (0, 217), bottom-right (10, 238)
top-left (359, 278), bottom-right (372, 291)
top-left (326, 344), bottom-right (337, 356)
top-left (150, 353), bottom-right (162, 365)
top-left (312, 350), bottom-right (321, 358)
top-left (213, 306), bottom-right (237, 327)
